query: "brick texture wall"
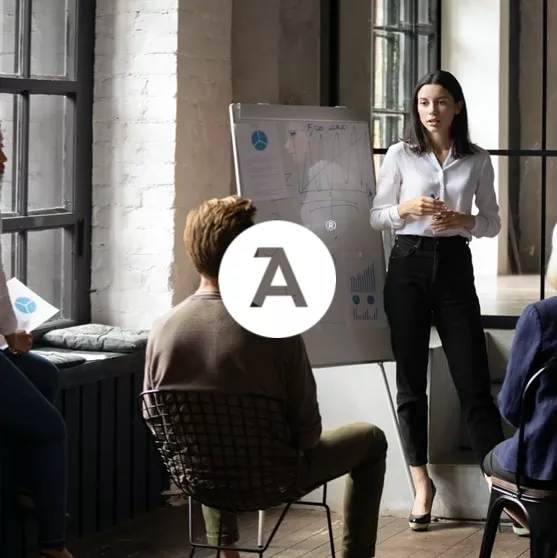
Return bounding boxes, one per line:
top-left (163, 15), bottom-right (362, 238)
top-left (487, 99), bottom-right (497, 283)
top-left (91, 0), bottom-right (321, 329)
top-left (92, 2), bottom-right (179, 328)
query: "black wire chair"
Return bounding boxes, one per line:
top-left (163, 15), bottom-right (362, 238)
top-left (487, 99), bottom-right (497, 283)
top-left (479, 362), bottom-right (557, 558)
top-left (139, 389), bottom-right (336, 557)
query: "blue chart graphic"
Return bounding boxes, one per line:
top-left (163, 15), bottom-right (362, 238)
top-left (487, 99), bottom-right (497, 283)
top-left (251, 130), bottom-right (268, 151)
top-left (15, 296), bottom-right (37, 314)
top-left (349, 264), bottom-right (378, 321)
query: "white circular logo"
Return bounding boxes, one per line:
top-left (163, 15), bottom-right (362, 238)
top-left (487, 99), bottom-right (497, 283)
top-left (219, 220), bottom-right (336, 338)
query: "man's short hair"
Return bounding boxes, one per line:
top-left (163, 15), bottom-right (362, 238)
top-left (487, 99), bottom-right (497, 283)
top-left (184, 195), bottom-right (257, 278)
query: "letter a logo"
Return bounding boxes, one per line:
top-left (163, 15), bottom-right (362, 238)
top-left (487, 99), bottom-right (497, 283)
top-left (252, 248), bottom-right (307, 308)
top-left (219, 220), bottom-right (336, 338)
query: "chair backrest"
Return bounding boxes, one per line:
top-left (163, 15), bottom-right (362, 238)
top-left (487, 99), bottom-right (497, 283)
top-left (516, 360), bottom-right (557, 488)
top-left (139, 389), bottom-right (301, 512)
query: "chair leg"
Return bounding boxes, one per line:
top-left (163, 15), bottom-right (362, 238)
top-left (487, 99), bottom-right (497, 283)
top-left (257, 510), bottom-right (265, 547)
top-left (479, 499), bottom-right (505, 558)
top-left (529, 536), bottom-right (557, 558)
top-left (324, 501), bottom-right (336, 557)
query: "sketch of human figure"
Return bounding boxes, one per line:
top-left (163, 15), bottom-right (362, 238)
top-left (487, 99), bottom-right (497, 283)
top-left (284, 121), bottom-right (375, 325)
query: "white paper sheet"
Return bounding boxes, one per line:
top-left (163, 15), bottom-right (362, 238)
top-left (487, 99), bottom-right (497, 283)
top-left (236, 122), bottom-right (292, 202)
top-left (6, 278), bottom-right (60, 332)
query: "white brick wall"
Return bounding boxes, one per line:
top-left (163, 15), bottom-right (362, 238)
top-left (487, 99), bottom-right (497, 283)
top-left (90, 0), bottom-right (321, 328)
top-left (92, 1), bottom-right (179, 328)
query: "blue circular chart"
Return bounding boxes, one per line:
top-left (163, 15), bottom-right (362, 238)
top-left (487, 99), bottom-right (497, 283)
top-left (352, 295), bottom-right (360, 305)
top-left (15, 296), bottom-right (37, 314)
top-left (251, 130), bottom-right (268, 151)
top-left (367, 295), bottom-right (375, 305)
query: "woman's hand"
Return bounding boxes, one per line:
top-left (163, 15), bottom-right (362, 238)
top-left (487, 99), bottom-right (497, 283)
top-left (397, 196), bottom-right (447, 219)
top-left (432, 209), bottom-right (475, 232)
top-left (4, 329), bottom-right (32, 355)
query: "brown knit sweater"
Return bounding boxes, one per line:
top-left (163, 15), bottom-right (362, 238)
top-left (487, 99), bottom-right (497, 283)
top-left (143, 293), bottom-right (322, 451)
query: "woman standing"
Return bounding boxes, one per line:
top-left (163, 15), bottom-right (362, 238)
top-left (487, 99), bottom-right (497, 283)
top-left (370, 70), bottom-right (504, 531)
top-left (0, 128), bottom-right (73, 558)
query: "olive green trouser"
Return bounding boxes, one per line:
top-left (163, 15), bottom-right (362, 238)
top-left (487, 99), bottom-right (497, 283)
top-left (202, 422), bottom-right (387, 558)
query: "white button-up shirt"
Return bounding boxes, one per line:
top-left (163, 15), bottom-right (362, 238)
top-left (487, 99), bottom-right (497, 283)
top-left (369, 141), bottom-right (501, 239)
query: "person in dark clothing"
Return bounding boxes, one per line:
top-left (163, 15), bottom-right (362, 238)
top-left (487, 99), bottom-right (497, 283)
top-left (0, 126), bottom-right (72, 558)
top-left (484, 222), bottom-right (557, 536)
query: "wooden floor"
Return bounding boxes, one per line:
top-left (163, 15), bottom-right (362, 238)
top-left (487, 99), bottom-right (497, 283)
top-left (476, 274), bottom-right (556, 316)
top-left (70, 504), bottom-right (533, 557)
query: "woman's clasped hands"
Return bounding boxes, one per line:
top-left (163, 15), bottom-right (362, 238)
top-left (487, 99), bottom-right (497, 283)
top-left (397, 195), bottom-right (475, 232)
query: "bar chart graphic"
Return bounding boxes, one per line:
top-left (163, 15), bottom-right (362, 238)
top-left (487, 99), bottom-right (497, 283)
top-left (349, 264), bottom-right (376, 293)
top-left (347, 261), bottom-right (380, 323)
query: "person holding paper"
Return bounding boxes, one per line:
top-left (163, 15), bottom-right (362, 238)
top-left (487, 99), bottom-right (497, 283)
top-left (370, 70), bottom-right (504, 531)
top-left (0, 130), bottom-right (73, 558)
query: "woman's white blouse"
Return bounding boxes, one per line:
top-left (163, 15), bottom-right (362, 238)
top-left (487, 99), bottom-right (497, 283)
top-left (369, 141), bottom-right (501, 239)
top-left (0, 211), bottom-right (17, 336)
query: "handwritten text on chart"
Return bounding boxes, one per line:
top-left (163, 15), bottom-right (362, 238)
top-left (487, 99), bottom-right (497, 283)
top-left (306, 123), bottom-right (349, 135)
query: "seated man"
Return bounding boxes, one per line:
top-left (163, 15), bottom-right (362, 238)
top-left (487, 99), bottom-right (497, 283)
top-left (144, 195), bottom-right (388, 558)
top-left (483, 222), bottom-right (557, 535)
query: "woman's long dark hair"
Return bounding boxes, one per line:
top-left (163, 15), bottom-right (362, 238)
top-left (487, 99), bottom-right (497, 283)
top-left (404, 70), bottom-right (478, 158)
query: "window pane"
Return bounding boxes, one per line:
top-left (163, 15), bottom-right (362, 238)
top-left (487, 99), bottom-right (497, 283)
top-left (27, 228), bottom-right (67, 317)
top-left (513, 0), bottom-right (547, 149)
top-left (0, 0), bottom-right (17, 76)
top-left (548, 2), bottom-right (557, 149)
top-left (476, 156), bottom-right (542, 316)
top-left (373, 31), bottom-right (410, 111)
top-left (417, 34), bottom-right (435, 81)
top-left (1, 233), bottom-right (15, 279)
top-left (31, 0), bottom-right (74, 77)
top-left (545, 158), bottom-right (557, 298)
top-left (372, 113), bottom-right (405, 149)
top-left (374, 0), bottom-right (411, 27)
top-left (28, 95), bottom-right (70, 211)
top-left (0, 93), bottom-right (16, 213)
top-left (418, 0), bottom-right (434, 25)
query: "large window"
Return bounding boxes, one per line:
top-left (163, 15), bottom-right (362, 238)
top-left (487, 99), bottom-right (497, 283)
top-left (494, 0), bottom-right (557, 324)
top-left (370, 1), bottom-right (557, 325)
top-left (371, 0), bottom-right (440, 262)
top-left (0, 0), bottom-right (94, 327)
top-left (371, 0), bottom-right (439, 152)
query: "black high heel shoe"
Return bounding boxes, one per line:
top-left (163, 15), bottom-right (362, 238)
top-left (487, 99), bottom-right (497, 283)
top-left (408, 479), bottom-right (437, 532)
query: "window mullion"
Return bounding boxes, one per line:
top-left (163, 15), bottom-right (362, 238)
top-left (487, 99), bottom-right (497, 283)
top-left (14, 92), bottom-right (29, 283)
top-left (18, 0), bottom-right (32, 78)
top-left (15, 94), bottom-right (29, 217)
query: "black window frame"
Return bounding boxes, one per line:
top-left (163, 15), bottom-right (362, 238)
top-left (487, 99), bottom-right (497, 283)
top-left (0, 0), bottom-right (94, 333)
top-left (367, 0), bottom-right (553, 329)
top-left (371, 0), bottom-right (441, 152)
top-left (485, 0), bottom-right (555, 329)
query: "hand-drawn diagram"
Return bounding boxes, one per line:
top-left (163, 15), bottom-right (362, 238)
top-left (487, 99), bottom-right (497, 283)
top-left (285, 122), bottom-right (371, 195)
top-left (236, 118), bottom-right (385, 328)
top-left (286, 122), bottom-right (380, 325)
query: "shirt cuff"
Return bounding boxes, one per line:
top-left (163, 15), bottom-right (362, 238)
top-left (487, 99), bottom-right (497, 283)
top-left (469, 215), bottom-right (481, 237)
top-left (388, 205), bottom-right (406, 228)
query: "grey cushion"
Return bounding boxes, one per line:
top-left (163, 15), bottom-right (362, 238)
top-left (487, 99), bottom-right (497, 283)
top-left (41, 323), bottom-right (149, 353)
top-left (32, 350), bottom-right (87, 369)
